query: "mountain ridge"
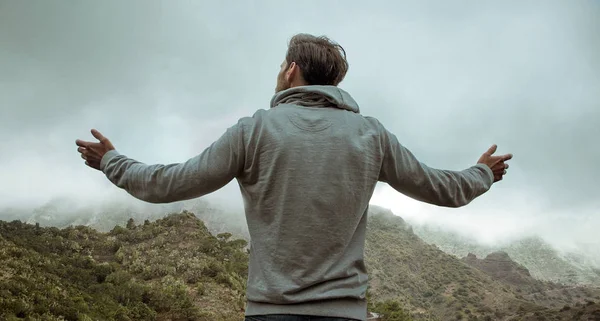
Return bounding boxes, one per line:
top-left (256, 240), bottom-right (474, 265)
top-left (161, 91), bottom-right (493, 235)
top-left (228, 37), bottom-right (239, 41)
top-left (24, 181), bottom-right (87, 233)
top-left (411, 223), bottom-right (600, 287)
top-left (2, 202), bottom-right (600, 320)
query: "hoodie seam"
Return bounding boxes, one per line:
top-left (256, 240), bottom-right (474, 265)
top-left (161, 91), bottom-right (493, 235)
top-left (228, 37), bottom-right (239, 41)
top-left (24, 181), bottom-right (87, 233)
top-left (336, 87), bottom-right (346, 107)
top-left (287, 114), bottom-right (333, 132)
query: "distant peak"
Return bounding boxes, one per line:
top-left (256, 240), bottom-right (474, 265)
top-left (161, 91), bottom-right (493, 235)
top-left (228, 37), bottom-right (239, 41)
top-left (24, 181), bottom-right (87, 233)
top-left (485, 251), bottom-right (512, 261)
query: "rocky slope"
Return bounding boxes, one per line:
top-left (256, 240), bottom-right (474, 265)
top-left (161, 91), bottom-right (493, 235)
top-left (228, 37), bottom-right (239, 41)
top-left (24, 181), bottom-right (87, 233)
top-left (462, 251), bottom-right (535, 288)
top-left (412, 224), bottom-right (600, 286)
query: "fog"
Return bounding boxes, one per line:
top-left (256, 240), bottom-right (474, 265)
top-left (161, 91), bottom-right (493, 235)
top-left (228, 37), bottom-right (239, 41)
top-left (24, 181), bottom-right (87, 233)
top-left (1, 1), bottom-right (599, 258)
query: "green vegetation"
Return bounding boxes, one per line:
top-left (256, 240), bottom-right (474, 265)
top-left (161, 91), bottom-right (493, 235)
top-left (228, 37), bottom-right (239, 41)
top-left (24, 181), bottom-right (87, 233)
top-left (1, 205), bottom-right (599, 321)
top-left (369, 297), bottom-right (413, 321)
top-left (0, 211), bottom-right (248, 321)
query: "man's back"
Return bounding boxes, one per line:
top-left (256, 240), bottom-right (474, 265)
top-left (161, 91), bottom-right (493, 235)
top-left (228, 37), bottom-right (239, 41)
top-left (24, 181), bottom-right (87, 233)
top-left (238, 85), bottom-right (494, 320)
top-left (240, 86), bottom-right (382, 319)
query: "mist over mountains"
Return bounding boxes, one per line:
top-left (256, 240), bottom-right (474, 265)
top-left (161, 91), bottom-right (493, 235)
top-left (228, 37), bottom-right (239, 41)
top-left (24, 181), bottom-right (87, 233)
top-left (2, 200), bottom-right (600, 320)
top-left (2, 197), bottom-right (599, 289)
top-left (412, 224), bottom-right (600, 287)
top-left (2, 0), bottom-right (599, 258)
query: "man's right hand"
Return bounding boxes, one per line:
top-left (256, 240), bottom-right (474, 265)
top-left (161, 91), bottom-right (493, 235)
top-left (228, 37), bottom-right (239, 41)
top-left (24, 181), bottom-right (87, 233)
top-left (477, 144), bottom-right (513, 183)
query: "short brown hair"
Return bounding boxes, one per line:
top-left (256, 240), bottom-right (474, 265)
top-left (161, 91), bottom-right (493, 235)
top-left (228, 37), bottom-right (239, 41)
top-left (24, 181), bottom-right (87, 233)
top-left (285, 33), bottom-right (349, 86)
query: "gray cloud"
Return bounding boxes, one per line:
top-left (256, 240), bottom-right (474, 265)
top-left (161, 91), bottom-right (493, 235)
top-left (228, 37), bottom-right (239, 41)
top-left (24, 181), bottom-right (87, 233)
top-left (1, 1), bottom-right (599, 250)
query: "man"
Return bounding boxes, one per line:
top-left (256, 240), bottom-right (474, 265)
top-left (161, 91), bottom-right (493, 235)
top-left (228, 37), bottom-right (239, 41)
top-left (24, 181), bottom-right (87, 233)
top-left (76, 33), bottom-right (512, 321)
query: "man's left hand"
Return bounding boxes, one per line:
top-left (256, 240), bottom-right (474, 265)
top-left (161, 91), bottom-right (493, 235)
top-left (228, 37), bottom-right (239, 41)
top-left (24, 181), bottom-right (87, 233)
top-left (76, 129), bottom-right (115, 171)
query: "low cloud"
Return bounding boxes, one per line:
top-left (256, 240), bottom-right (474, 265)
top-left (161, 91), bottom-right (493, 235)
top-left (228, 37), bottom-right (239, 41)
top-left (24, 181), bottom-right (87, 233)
top-left (1, 1), bottom-right (598, 257)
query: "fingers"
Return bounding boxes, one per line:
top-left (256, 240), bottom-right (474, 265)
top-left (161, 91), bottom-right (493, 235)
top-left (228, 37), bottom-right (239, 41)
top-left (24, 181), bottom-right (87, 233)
top-left (492, 162), bottom-right (509, 183)
top-left (77, 129), bottom-right (109, 146)
top-left (91, 129), bottom-right (108, 143)
top-left (491, 162), bottom-right (509, 171)
top-left (77, 147), bottom-right (88, 161)
top-left (483, 144), bottom-right (513, 161)
top-left (91, 128), bottom-right (115, 150)
top-left (485, 144), bottom-right (498, 156)
top-left (78, 146), bottom-right (93, 157)
top-left (77, 146), bottom-right (98, 162)
top-left (489, 153), bottom-right (513, 167)
top-left (490, 160), bottom-right (510, 183)
top-left (492, 168), bottom-right (505, 175)
top-left (75, 139), bottom-right (91, 147)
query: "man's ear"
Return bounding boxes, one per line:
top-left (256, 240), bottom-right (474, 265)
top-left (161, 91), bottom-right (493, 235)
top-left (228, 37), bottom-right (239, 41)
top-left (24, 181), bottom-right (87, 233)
top-left (285, 61), bottom-right (298, 81)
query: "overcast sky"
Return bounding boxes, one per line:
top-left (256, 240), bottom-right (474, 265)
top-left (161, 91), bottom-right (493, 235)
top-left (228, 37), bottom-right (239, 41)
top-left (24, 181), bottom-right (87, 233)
top-left (1, 1), bottom-right (598, 253)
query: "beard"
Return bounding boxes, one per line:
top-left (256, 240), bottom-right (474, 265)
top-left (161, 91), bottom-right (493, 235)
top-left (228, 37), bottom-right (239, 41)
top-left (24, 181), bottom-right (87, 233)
top-left (275, 72), bottom-right (291, 93)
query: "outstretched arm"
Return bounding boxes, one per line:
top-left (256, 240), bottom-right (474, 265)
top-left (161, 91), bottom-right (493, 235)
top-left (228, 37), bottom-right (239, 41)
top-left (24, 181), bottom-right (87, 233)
top-left (76, 125), bottom-right (245, 204)
top-left (377, 126), bottom-right (512, 208)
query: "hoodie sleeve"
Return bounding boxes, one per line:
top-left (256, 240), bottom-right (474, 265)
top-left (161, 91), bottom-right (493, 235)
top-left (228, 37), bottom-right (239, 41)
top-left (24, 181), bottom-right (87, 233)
top-left (377, 124), bottom-right (494, 208)
top-left (99, 121), bottom-right (246, 204)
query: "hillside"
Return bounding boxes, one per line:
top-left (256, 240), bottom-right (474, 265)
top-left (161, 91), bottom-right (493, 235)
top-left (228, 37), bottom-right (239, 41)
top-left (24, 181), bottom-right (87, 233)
top-left (462, 252), bottom-right (535, 289)
top-left (366, 207), bottom-right (518, 320)
top-left (2, 205), bottom-right (600, 320)
top-left (0, 211), bottom-right (248, 321)
top-left (15, 198), bottom-right (600, 288)
top-left (366, 207), bottom-right (600, 320)
top-left (9, 198), bottom-right (250, 240)
top-left (411, 224), bottom-right (600, 286)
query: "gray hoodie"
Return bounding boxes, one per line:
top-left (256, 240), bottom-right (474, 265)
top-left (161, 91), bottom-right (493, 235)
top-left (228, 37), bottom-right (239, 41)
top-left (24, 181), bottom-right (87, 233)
top-left (100, 85), bottom-right (494, 320)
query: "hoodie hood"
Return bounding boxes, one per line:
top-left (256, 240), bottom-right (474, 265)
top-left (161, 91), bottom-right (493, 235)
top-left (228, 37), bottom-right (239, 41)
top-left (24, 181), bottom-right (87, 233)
top-left (270, 85), bottom-right (360, 114)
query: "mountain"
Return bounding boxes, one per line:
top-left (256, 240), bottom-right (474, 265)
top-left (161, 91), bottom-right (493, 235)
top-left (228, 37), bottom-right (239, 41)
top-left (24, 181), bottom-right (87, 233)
top-left (8, 198), bottom-right (250, 240)
top-left (461, 251), bottom-right (600, 313)
top-left (12, 197), bottom-right (600, 287)
top-left (462, 251), bottom-right (535, 288)
top-left (365, 207), bottom-right (600, 320)
top-left (2, 203), bottom-right (600, 320)
top-left (0, 211), bottom-right (248, 321)
top-left (411, 224), bottom-right (600, 287)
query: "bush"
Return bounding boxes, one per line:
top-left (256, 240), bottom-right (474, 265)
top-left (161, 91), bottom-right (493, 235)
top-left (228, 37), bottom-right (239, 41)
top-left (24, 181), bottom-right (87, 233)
top-left (0, 213), bottom-right (249, 321)
top-left (371, 300), bottom-right (413, 321)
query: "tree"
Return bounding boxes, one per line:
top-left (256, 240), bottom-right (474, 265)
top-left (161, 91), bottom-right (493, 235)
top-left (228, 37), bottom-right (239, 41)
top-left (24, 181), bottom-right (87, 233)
top-left (126, 218), bottom-right (136, 230)
top-left (372, 300), bottom-right (413, 321)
